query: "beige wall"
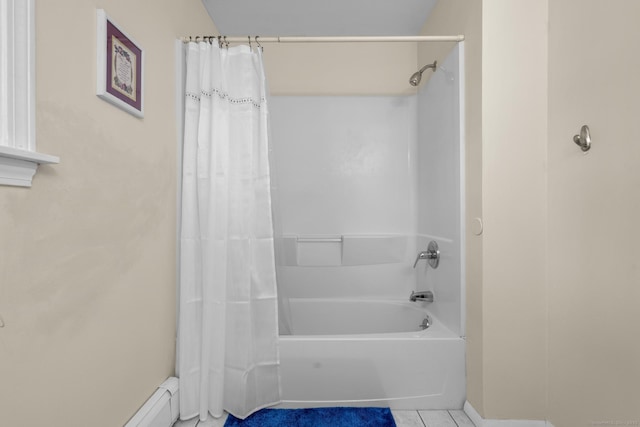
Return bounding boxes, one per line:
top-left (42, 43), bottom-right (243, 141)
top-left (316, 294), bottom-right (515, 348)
top-left (418, 0), bottom-right (484, 414)
top-left (435, 0), bottom-right (640, 424)
top-left (0, 1), bottom-right (214, 426)
top-left (474, 1), bottom-right (640, 424)
top-left (481, 0), bottom-right (549, 420)
top-left (264, 43), bottom-right (417, 96)
top-left (547, 1), bottom-right (640, 426)
top-left (422, 0), bottom-right (550, 421)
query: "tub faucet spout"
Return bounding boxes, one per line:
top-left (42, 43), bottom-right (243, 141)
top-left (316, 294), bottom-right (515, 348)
top-left (410, 290), bottom-right (434, 303)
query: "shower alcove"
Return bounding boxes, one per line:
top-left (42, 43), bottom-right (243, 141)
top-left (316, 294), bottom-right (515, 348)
top-left (174, 36), bottom-right (465, 415)
top-left (267, 44), bottom-right (466, 409)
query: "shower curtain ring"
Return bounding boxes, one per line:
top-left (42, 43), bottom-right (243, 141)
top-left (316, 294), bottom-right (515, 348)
top-left (217, 35), bottom-right (222, 48)
top-left (248, 36), bottom-right (252, 49)
top-left (256, 36), bottom-right (263, 51)
top-left (224, 36), bottom-right (229, 49)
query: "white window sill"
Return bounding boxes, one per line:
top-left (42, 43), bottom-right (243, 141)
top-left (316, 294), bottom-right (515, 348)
top-left (0, 146), bottom-right (59, 187)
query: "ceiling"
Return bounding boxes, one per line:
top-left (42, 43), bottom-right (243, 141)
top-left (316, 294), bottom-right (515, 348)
top-left (201, 0), bottom-right (439, 37)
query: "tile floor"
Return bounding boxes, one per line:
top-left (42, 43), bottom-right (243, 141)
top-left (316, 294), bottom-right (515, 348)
top-left (173, 409), bottom-right (476, 427)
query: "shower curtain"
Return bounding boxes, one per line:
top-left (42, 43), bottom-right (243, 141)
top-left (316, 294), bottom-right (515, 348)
top-left (178, 42), bottom-right (280, 421)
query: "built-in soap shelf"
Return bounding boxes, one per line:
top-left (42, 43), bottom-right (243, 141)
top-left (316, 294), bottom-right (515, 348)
top-left (275, 235), bottom-right (408, 267)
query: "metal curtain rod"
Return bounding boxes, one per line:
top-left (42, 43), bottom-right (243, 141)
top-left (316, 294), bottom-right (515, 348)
top-left (180, 35), bottom-right (465, 44)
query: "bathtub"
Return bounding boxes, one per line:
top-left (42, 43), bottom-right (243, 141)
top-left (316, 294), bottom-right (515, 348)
top-left (276, 298), bottom-right (466, 409)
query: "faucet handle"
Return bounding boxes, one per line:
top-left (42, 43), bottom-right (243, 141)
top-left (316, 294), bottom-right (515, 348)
top-left (412, 241), bottom-right (440, 269)
top-left (413, 251), bottom-right (428, 268)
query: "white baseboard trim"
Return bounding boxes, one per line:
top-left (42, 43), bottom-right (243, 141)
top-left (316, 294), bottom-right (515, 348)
top-left (463, 401), bottom-right (484, 427)
top-left (124, 377), bottom-right (180, 427)
top-left (464, 401), bottom-right (552, 427)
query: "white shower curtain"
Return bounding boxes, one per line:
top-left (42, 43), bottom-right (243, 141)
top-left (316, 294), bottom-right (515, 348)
top-left (178, 42), bottom-right (280, 421)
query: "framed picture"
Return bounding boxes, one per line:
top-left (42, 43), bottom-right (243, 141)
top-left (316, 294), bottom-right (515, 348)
top-left (96, 9), bottom-right (144, 118)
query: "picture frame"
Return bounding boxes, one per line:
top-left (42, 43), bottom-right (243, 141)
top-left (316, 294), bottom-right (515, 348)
top-left (96, 9), bottom-right (144, 118)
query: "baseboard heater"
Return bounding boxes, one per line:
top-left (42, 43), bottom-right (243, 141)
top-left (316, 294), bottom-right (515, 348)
top-left (125, 377), bottom-right (179, 427)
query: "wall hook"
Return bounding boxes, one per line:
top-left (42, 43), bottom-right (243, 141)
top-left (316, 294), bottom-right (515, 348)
top-left (573, 125), bottom-right (591, 152)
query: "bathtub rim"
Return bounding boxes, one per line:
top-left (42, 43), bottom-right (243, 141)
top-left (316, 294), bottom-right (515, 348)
top-left (279, 298), bottom-right (460, 340)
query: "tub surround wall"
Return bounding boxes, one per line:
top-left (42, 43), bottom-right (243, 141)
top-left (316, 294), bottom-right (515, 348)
top-left (269, 95), bottom-right (419, 300)
top-left (270, 59), bottom-right (464, 331)
top-left (417, 46), bottom-right (462, 242)
top-left (269, 96), bottom-right (418, 237)
top-left (269, 53), bottom-right (465, 413)
top-left (0, 1), bottom-right (215, 426)
top-left (418, 0), bottom-right (483, 412)
top-left (416, 45), bottom-right (463, 336)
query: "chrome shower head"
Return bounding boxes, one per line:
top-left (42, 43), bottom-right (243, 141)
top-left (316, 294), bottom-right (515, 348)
top-left (409, 72), bottom-right (422, 87)
top-left (409, 60), bottom-right (437, 87)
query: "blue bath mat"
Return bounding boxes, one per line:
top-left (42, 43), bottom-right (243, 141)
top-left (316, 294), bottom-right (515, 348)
top-left (224, 407), bottom-right (396, 427)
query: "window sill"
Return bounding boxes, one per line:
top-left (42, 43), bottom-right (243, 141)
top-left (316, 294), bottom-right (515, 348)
top-left (0, 146), bottom-right (59, 187)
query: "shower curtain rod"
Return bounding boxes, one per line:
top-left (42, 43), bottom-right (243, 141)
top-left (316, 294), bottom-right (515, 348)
top-left (180, 35), bottom-right (465, 44)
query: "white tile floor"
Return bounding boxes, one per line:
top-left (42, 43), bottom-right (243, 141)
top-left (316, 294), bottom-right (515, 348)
top-left (173, 409), bottom-right (476, 427)
top-left (173, 415), bottom-right (226, 427)
top-left (394, 410), bottom-right (475, 427)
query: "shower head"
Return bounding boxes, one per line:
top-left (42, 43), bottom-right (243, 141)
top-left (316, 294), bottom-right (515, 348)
top-left (409, 60), bottom-right (437, 86)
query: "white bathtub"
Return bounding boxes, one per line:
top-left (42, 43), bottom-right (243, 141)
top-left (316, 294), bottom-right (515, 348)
top-left (276, 299), bottom-right (466, 409)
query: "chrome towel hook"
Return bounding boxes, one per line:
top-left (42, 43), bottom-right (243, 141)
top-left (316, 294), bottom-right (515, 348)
top-left (573, 125), bottom-right (591, 152)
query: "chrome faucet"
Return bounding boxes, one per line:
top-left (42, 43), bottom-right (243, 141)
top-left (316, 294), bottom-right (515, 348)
top-left (413, 241), bottom-right (440, 269)
top-left (410, 290), bottom-right (434, 303)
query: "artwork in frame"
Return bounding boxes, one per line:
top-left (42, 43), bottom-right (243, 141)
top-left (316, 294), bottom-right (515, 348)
top-left (96, 9), bottom-right (144, 118)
